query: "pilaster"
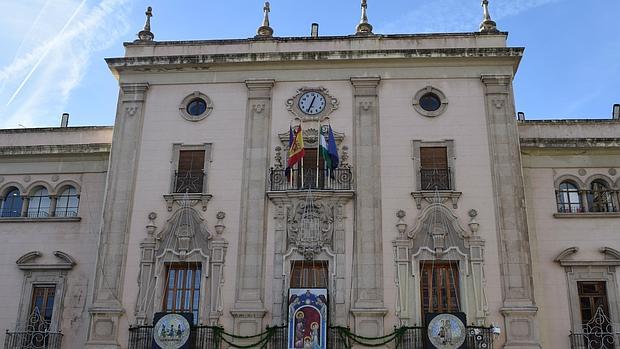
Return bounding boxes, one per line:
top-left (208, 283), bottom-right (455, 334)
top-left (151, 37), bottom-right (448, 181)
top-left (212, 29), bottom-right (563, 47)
top-left (350, 76), bottom-right (387, 337)
top-left (86, 82), bottom-right (149, 348)
top-left (481, 75), bottom-right (541, 348)
top-left (231, 79), bottom-right (274, 335)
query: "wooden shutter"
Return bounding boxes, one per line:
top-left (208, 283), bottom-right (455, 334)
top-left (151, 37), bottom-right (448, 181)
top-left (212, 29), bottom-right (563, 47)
top-left (420, 147), bottom-right (448, 169)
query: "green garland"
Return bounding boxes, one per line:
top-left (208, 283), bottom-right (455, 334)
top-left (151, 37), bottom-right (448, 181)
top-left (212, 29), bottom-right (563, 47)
top-left (211, 325), bottom-right (285, 349)
top-left (331, 326), bottom-right (409, 348)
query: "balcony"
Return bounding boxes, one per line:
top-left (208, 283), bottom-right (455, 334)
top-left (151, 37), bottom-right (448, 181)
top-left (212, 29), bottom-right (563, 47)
top-left (128, 325), bottom-right (494, 349)
top-left (269, 168), bottom-right (352, 192)
top-left (555, 189), bottom-right (620, 217)
top-left (173, 170), bottom-right (205, 194)
top-left (420, 168), bottom-right (452, 191)
top-left (4, 330), bottom-right (63, 349)
top-left (569, 332), bottom-right (620, 348)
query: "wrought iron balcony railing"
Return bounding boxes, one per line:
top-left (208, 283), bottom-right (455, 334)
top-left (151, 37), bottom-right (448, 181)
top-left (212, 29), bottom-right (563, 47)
top-left (269, 168), bottom-right (352, 191)
top-left (129, 325), bottom-right (220, 349)
top-left (569, 332), bottom-right (620, 348)
top-left (556, 189), bottom-right (619, 213)
top-left (420, 168), bottom-right (452, 191)
top-left (4, 330), bottom-right (63, 349)
top-left (174, 170), bottom-right (205, 194)
top-left (128, 324), bottom-right (494, 349)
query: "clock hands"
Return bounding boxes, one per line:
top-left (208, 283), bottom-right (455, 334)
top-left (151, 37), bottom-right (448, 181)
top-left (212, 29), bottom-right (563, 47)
top-left (308, 95), bottom-right (317, 113)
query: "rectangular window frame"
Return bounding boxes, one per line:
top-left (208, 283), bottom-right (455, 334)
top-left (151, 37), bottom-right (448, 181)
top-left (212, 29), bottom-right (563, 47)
top-left (162, 263), bottom-right (202, 323)
top-left (412, 140), bottom-right (456, 192)
top-left (170, 143), bottom-right (212, 195)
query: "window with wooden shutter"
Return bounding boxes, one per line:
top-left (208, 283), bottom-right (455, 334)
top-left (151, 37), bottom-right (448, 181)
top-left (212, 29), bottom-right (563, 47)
top-left (175, 150), bottom-right (205, 193)
top-left (420, 147), bottom-right (451, 190)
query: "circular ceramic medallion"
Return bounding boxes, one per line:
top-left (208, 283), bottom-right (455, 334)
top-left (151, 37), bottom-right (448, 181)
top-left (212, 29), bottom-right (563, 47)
top-left (427, 314), bottom-right (466, 349)
top-left (154, 314), bottom-right (191, 349)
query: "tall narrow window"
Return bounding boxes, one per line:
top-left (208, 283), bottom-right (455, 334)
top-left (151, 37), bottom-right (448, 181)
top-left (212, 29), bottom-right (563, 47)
top-left (588, 180), bottom-right (616, 213)
top-left (420, 262), bottom-right (460, 316)
top-left (557, 181), bottom-right (582, 213)
top-left (420, 147), bottom-right (450, 190)
top-left (577, 281), bottom-right (609, 324)
top-left (290, 261), bottom-right (328, 288)
top-left (1, 188), bottom-right (23, 217)
top-left (163, 264), bottom-right (201, 323)
top-left (55, 186), bottom-right (79, 217)
top-left (30, 286), bottom-right (56, 329)
top-left (175, 150), bottom-right (205, 193)
top-left (28, 187), bottom-right (51, 218)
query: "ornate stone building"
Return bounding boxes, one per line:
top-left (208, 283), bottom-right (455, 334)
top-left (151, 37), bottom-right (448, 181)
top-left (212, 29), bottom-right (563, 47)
top-left (0, 2), bottom-right (619, 348)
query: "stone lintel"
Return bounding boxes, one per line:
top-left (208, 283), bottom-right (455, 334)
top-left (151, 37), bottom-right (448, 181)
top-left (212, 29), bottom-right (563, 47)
top-left (266, 190), bottom-right (354, 204)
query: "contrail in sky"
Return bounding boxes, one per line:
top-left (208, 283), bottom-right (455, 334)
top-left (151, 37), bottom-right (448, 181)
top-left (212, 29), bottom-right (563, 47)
top-left (5, 0), bottom-right (87, 107)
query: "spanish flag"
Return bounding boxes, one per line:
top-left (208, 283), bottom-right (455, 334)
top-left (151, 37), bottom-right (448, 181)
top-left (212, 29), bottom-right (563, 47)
top-left (287, 126), bottom-right (305, 170)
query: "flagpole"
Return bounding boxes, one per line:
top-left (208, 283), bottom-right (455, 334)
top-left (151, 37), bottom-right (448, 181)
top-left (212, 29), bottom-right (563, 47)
top-left (288, 121), bottom-right (293, 190)
top-left (300, 125), bottom-right (304, 188)
top-left (316, 118), bottom-right (321, 189)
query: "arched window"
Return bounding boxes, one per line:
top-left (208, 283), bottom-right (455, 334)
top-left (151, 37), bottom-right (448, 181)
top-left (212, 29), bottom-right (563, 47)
top-left (557, 181), bottom-right (582, 213)
top-left (588, 180), bottom-right (616, 212)
top-left (55, 186), bottom-right (79, 217)
top-left (27, 187), bottom-right (51, 218)
top-left (1, 188), bottom-right (23, 217)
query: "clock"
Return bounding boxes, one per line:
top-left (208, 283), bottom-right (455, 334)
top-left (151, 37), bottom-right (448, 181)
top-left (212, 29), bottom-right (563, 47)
top-left (298, 91), bottom-right (326, 115)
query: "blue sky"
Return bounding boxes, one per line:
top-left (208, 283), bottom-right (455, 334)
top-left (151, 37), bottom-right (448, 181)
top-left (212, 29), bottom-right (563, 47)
top-left (1, 0), bottom-right (618, 128)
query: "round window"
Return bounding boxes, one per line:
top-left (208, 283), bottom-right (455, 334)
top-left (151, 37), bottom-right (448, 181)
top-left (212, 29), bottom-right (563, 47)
top-left (412, 87), bottom-right (448, 117)
top-left (419, 93), bottom-right (441, 112)
top-left (186, 98), bottom-right (207, 116)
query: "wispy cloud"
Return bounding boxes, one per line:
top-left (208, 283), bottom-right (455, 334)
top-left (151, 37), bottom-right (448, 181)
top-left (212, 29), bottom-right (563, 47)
top-left (0, 0), bottom-right (132, 128)
top-left (377, 0), bottom-right (564, 34)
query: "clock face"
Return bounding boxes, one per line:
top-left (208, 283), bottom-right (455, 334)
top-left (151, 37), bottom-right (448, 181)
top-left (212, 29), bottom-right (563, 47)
top-left (298, 91), bottom-right (326, 115)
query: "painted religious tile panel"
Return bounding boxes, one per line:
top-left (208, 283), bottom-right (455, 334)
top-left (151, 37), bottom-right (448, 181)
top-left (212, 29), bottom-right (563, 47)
top-left (153, 312), bottom-right (193, 349)
top-left (425, 312), bottom-right (467, 349)
top-left (288, 288), bottom-right (328, 349)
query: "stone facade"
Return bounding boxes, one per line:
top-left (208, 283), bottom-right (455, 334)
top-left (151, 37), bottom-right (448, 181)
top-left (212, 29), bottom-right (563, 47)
top-left (0, 29), bottom-right (619, 349)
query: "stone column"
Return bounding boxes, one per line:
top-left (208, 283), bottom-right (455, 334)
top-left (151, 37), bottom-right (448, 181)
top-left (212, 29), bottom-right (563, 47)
top-left (86, 82), bottom-right (149, 348)
top-left (481, 75), bottom-right (541, 348)
top-left (350, 77), bottom-right (387, 336)
top-left (231, 79), bottom-right (274, 335)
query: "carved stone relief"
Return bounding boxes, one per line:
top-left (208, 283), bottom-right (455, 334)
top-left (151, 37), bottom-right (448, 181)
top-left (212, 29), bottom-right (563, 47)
top-left (135, 208), bottom-right (228, 325)
top-left (286, 200), bottom-right (334, 260)
top-left (393, 204), bottom-right (488, 325)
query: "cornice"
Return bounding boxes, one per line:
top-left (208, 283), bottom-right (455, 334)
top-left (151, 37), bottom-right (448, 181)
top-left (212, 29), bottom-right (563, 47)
top-left (0, 143), bottom-right (111, 156)
top-left (106, 47), bottom-right (524, 73)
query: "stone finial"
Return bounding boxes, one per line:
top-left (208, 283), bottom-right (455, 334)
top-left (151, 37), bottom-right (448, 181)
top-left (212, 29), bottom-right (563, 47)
top-left (137, 6), bottom-right (155, 41)
top-left (355, 0), bottom-right (374, 36)
top-left (479, 0), bottom-right (499, 33)
top-left (256, 1), bottom-right (274, 38)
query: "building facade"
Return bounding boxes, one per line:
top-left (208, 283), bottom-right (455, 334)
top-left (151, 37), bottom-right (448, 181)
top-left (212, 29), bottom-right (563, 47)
top-left (1, 3), bottom-right (619, 349)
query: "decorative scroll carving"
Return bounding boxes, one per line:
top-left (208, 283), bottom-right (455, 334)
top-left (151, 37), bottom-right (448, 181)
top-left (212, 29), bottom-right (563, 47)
top-left (278, 127), bottom-right (345, 149)
top-left (286, 200), bottom-right (335, 260)
top-left (286, 87), bottom-right (339, 121)
top-left (393, 204), bottom-right (488, 325)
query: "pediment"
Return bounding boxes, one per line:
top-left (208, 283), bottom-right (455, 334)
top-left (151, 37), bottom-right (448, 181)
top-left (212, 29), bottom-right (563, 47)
top-left (16, 250), bottom-right (76, 270)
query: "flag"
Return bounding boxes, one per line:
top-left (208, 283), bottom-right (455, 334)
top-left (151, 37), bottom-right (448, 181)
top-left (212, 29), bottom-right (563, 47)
top-left (287, 126), bottom-right (305, 170)
top-left (285, 126), bottom-right (294, 176)
top-left (319, 131), bottom-right (332, 170)
top-left (326, 125), bottom-right (339, 169)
